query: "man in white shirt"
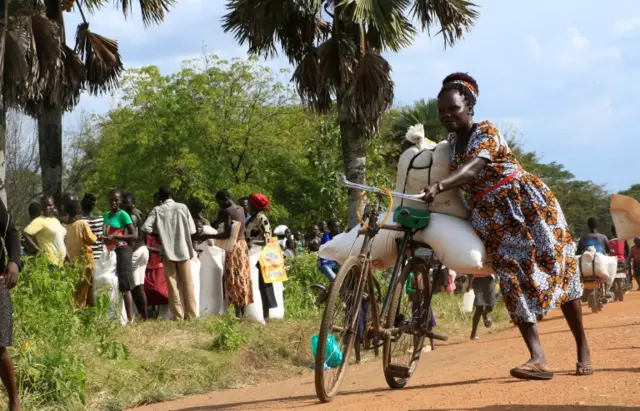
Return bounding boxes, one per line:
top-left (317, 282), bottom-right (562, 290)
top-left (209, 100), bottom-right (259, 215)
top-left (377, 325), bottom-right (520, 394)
top-left (142, 186), bottom-right (197, 320)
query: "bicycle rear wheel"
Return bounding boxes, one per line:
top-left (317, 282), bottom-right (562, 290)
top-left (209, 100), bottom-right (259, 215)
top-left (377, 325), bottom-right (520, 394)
top-left (314, 256), bottom-right (366, 402)
top-left (383, 258), bottom-right (429, 389)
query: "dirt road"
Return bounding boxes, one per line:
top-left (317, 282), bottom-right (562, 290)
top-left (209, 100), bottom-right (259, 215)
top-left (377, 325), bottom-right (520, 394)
top-left (134, 293), bottom-right (640, 411)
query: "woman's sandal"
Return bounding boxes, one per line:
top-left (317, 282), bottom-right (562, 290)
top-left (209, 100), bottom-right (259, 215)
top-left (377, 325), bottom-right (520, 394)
top-left (483, 316), bottom-right (492, 328)
top-left (576, 362), bottom-right (594, 376)
top-left (510, 363), bottom-right (553, 380)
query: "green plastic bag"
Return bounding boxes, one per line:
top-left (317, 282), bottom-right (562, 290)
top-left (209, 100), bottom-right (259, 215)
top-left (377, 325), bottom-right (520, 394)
top-left (394, 207), bottom-right (431, 230)
top-left (311, 334), bottom-right (344, 368)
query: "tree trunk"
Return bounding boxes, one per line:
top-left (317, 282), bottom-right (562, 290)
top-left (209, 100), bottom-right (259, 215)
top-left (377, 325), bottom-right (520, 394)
top-left (339, 103), bottom-right (367, 230)
top-left (37, 108), bottom-right (63, 206)
top-left (0, 109), bottom-right (6, 207)
top-left (0, 1), bottom-right (9, 207)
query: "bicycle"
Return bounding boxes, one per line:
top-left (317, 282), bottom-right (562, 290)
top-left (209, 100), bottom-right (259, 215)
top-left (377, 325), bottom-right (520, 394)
top-left (314, 176), bottom-right (448, 402)
top-left (311, 265), bottom-right (384, 364)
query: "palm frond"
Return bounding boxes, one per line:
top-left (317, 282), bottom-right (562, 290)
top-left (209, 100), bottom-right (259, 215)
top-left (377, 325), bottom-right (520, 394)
top-left (411, 0), bottom-right (479, 48)
top-left (291, 47), bottom-right (332, 113)
top-left (27, 12), bottom-right (63, 99)
top-left (83, 0), bottom-right (175, 26)
top-left (3, 22), bottom-right (33, 106)
top-left (339, 0), bottom-right (415, 52)
top-left (223, 0), bottom-right (326, 63)
top-left (317, 36), bottom-right (357, 91)
top-left (25, 44), bottom-right (85, 114)
top-left (345, 51), bottom-right (393, 138)
top-left (75, 22), bottom-right (122, 94)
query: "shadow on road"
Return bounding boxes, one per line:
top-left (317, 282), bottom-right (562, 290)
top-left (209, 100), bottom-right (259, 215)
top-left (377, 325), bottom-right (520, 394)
top-left (166, 365), bottom-right (640, 411)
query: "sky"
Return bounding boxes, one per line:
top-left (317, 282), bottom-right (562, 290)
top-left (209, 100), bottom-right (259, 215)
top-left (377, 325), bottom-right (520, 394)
top-left (61, 0), bottom-right (640, 192)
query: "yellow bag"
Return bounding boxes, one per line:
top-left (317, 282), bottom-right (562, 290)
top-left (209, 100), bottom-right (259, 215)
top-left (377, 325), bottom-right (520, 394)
top-left (259, 237), bottom-right (288, 284)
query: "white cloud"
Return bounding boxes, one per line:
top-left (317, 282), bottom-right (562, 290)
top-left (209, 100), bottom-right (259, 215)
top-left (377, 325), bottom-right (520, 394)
top-left (613, 17), bottom-right (640, 38)
top-left (568, 27), bottom-right (590, 51)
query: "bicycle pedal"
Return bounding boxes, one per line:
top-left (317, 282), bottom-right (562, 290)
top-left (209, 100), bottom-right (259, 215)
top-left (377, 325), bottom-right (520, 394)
top-left (387, 364), bottom-right (412, 379)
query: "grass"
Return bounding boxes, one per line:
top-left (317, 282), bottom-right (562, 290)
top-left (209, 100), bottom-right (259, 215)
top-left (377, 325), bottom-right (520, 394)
top-left (5, 253), bottom-right (511, 411)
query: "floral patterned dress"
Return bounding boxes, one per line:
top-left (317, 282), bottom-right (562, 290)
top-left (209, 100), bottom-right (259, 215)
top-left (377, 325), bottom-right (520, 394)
top-left (449, 120), bottom-right (582, 324)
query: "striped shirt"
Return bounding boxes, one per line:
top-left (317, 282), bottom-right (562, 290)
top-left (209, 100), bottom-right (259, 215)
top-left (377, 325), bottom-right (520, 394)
top-left (83, 216), bottom-right (104, 260)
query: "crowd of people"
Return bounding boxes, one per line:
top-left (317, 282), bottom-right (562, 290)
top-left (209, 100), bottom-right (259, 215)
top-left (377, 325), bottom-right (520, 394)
top-left (19, 187), bottom-right (347, 324)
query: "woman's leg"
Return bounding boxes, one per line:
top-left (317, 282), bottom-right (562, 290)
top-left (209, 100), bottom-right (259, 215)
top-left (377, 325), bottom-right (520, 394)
top-left (132, 286), bottom-right (148, 320)
top-left (470, 306), bottom-right (483, 340)
top-left (0, 347), bottom-right (20, 411)
top-left (517, 321), bottom-right (547, 365)
top-left (561, 298), bottom-right (592, 370)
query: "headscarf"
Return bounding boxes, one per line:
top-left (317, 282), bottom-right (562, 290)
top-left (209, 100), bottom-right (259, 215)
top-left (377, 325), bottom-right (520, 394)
top-left (249, 193), bottom-right (270, 212)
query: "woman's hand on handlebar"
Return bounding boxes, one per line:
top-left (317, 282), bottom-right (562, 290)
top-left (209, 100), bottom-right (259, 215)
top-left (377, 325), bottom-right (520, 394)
top-left (422, 184), bottom-right (439, 204)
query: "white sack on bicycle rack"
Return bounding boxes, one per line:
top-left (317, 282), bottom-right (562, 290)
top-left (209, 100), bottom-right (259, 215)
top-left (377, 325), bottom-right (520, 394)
top-left (414, 213), bottom-right (487, 272)
top-left (395, 141), bottom-right (470, 220)
top-left (579, 247), bottom-right (616, 283)
top-left (319, 213), bottom-right (490, 272)
top-left (319, 215), bottom-right (402, 269)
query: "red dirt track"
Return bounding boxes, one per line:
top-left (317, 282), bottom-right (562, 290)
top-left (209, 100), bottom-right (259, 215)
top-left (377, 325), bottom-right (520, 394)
top-left (134, 293), bottom-right (640, 411)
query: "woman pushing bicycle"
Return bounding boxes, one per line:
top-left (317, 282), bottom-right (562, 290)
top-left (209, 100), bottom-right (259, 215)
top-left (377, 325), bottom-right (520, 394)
top-left (422, 73), bottom-right (592, 380)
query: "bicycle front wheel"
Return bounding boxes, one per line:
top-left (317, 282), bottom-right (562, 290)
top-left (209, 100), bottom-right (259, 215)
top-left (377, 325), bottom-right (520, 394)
top-left (383, 257), bottom-right (430, 389)
top-left (314, 256), bottom-right (366, 403)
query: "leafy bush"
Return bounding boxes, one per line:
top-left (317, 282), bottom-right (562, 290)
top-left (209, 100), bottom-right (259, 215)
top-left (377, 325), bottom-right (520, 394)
top-left (208, 316), bottom-right (246, 352)
top-left (282, 253), bottom-right (326, 320)
top-left (11, 256), bottom-right (122, 409)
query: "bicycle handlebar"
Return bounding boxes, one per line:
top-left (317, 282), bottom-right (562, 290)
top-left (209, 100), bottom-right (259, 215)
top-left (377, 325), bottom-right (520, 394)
top-left (340, 175), bottom-right (425, 202)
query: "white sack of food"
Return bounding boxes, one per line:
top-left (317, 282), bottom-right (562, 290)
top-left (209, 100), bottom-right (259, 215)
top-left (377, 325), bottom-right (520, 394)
top-left (318, 214), bottom-right (402, 269)
top-left (92, 248), bottom-right (127, 325)
top-left (269, 281), bottom-right (285, 319)
top-left (611, 194), bottom-right (640, 241)
top-left (244, 246), bottom-right (266, 324)
top-left (414, 213), bottom-right (486, 272)
top-left (579, 247), bottom-right (617, 283)
top-left (197, 226), bottom-right (226, 316)
top-left (395, 140), bottom-right (470, 220)
top-left (319, 212), bottom-right (488, 272)
top-left (205, 245), bottom-right (227, 315)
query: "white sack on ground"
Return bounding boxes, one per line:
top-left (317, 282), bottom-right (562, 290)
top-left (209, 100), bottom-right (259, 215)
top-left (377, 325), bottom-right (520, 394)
top-left (92, 248), bottom-right (127, 325)
top-left (244, 246), bottom-right (266, 324)
top-left (200, 245), bottom-right (226, 315)
top-left (611, 194), bottom-right (640, 241)
top-left (579, 247), bottom-right (617, 283)
top-left (319, 213), bottom-right (488, 272)
top-left (269, 281), bottom-right (285, 319)
top-left (395, 141), bottom-right (470, 220)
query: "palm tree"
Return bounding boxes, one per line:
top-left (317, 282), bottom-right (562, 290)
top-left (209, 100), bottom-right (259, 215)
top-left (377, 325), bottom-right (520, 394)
top-left (223, 0), bottom-right (478, 228)
top-left (0, 0), bottom-right (64, 205)
top-left (18, 0), bottom-right (174, 206)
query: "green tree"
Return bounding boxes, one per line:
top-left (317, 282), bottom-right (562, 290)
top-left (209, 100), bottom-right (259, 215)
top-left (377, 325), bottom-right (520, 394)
top-left (222, 0), bottom-right (478, 228)
top-left (71, 55), bottom-right (396, 229)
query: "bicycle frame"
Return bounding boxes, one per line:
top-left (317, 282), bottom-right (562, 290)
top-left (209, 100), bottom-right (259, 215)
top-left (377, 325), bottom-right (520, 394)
top-left (340, 176), bottom-right (443, 343)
